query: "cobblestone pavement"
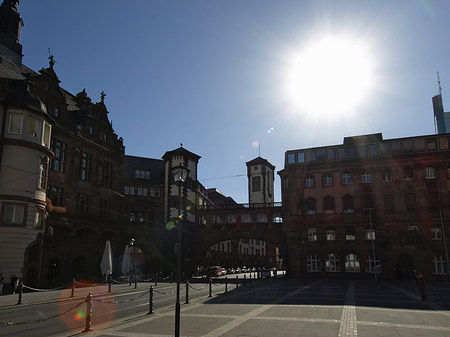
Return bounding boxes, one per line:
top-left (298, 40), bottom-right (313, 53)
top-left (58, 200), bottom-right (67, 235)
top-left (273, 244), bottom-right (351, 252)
top-left (44, 278), bottom-right (450, 337)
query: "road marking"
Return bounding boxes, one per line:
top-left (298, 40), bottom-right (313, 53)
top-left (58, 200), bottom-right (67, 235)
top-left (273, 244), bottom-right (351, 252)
top-left (338, 280), bottom-right (357, 337)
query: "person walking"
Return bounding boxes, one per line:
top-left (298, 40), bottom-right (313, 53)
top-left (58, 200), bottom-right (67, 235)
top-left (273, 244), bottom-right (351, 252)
top-left (10, 274), bottom-right (18, 294)
top-left (414, 269), bottom-right (427, 301)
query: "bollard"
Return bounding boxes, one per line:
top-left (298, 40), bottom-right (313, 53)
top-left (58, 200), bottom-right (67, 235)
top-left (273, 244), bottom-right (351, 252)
top-left (134, 275), bottom-right (137, 289)
top-left (108, 274), bottom-right (112, 292)
top-left (185, 281), bottom-right (189, 304)
top-left (17, 280), bottom-right (23, 305)
top-left (244, 274), bottom-right (247, 286)
top-left (155, 273), bottom-right (158, 286)
top-left (170, 272), bottom-right (173, 284)
top-left (129, 275), bottom-right (132, 286)
top-left (236, 275), bottom-right (239, 289)
top-left (209, 279), bottom-right (212, 297)
top-left (249, 273), bottom-right (252, 283)
top-left (83, 292), bottom-right (93, 332)
top-left (148, 286), bottom-right (154, 315)
top-left (225, 277), bottom-right (228, 293)
top-left (71, 278), bottom-right (75, 297)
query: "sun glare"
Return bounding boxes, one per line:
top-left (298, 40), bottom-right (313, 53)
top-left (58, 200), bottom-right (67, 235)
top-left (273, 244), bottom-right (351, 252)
top-left (285, 36), bottom-right (374, 117)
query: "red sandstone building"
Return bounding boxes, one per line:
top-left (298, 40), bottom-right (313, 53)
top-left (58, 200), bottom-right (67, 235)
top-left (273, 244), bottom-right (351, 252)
top-left (278, 133), bottom-right (450, 280)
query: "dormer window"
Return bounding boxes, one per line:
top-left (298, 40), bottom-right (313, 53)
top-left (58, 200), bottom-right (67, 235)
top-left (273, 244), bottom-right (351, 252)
top-left (54, 107), bottom-right (59, 117)
top-left (89, 126), bottom-right (93, 135)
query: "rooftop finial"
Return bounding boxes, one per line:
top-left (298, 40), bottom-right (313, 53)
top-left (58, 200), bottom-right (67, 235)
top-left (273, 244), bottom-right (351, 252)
top-left (180, 143), bottom-right (183, 148)
top-left (48, 48), bottom-right (56, 68)
top-left (101, 91), bottom-right (106, 103)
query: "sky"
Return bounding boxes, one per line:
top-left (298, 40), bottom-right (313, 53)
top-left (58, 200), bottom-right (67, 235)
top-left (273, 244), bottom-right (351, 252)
top-left (18, 0), bottom-right (450, 203)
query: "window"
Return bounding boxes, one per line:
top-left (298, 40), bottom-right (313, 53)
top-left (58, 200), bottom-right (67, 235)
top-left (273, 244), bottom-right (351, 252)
top-left (137, 187), bottom-right (143, 196)
top-left (135, 169), bottom-right (151, 179)
top-left (337, 147), bottom-right (346, 159)
top-left (359, 145), bottom-right (367, 157)
top-left (101, 161), bottom-right (113, 188)
top-left (341, 172), bottom-right (352, 185)
top-left (241, 214), bottom-right (251, 223)
top-left (27, 116), bottom-right (40, 137)
top-left (42, 122), bottom-right (51, 148)
top-left (143, 188), bottom-right (148, 196)
top-left (3, 204), bottom-right (25, 225)
top-left (348, 146), bottom-right (357, 158)
top-left (273, 215), bottom-right (283, 223)
top-left (343, 195), bottom-right (354, 213)
top-left (103, 133), bottom-right (107, 142)
top-left (257, 213), bottom-right (267, 223)
top-left (369, 144), bottom-right (378, 156)
top-left (124, 186), bottom-right (129, 195)
top-left (403, 167), bottom-right (413, 180)
top-left (326, 228), bottom-right (336, 241)
top-left (439, 137), bottom-right (449, 150)
top-left (361, 171), bottom-right (371, 183)
top-left (431, 228), bottom-right (442, 240)
top-left (308, 227), bottom-right (317, 241)
top-left (305, 197), bottom-right (316, 215)
top-left (424, 167), bottom-right (436, 179)
top-left (226, 214), bottom-right (236, 224)
top-left (345, 254), bottom-right (360, 272)
top-left (365, 255), bottom-right (381, 274)
top-left (100, 199), bottom-right (111, 218)
top-left (322, 174), bottom-right (333, 187)
top-left (305, 175), bottom-right (315, 188)
top-left (297, 152), bottom-right (305, 163)
top-left (381, 170), bottom-right (392, 182)
top-left (325, 254), bottom-right (340, 272)
top-left (252, 176), bottom-right (261, 192)
top-left (80, 152), bottom-right (91, 181)
top-left (37, 158), bottom-right (47, 189)
top-left (129, 186), bottom-right (135, 196)
top-left (427, 138), bottom-right (437, 151)
top-left (346, 226), bottom-right (356, 240)
top-left (34, 208), bottom-right (44, 228)
top-left (287, 153), bottom-right (296, 164)
top-left (327, 149), bottom-right (336, 160)
top-left (365, 229), bottom-right (376, 240)
top-left (150, 188), bottom-right (160, 197)
top-left (316, 149), bottom-right (326, 161)
top-left (211, 215), bottom-right (221, 224)
top-left (50, 139), bottom-right (66, 173)
top-left (283, 178), bottom-right (289, 189)
top-left (138, 212), bottom-right (145, 222)
top-left (76, 193), bottom-right (89, 213)
top-left (432, 256), bottom-right (448, 274)
top-left (54, 107), bottom-right (60, 117)
top-left (307, 254), bottom-right (321, 272)
top-left (8, 112), bottom-right (23, 134)
top-left (323, 196), bottom-right (335, 214)
top-left (47, 185), bottom-right (64, 207)
top-left (129, 212), bottom-right (136, 222)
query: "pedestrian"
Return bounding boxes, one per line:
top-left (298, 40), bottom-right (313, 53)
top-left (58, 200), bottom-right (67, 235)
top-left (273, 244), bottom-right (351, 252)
top-left (10, 274), bottom-right (18, 294)
top-left (0, 273), bottom-right (4, 295)
top-left (414, 269), bottom-right (427, 301)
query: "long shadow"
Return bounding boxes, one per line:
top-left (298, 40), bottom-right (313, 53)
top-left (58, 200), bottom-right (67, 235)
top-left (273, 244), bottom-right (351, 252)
top-left (201, 277), bottom-right (450, 311)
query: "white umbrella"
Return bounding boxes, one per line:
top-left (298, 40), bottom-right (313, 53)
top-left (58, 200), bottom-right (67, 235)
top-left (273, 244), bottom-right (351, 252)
top-left (121, 245), bottom-right (131, 275)
top-left (100, 240), bottom-right (113, 279)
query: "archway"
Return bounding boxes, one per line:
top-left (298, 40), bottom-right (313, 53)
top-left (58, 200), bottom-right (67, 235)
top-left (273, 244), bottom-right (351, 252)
top-left (395, 253), bottom-right (415, 280)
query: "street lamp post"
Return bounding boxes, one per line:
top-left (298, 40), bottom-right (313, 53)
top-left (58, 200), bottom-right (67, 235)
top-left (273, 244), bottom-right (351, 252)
top-left (173, 165), bottom-right (189, 337)
top-left (365, 208), bottom-right (377, 281)
top-left (130, 238), bottom-right (136, 287)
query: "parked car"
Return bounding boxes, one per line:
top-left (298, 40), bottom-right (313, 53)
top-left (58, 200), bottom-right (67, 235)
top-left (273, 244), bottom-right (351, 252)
top-left (227, 268), bottom-right (235, 274)
top-left (235, 267), bottom-right (241, 274)
top-left (206, 266), bottom-right (224, 277)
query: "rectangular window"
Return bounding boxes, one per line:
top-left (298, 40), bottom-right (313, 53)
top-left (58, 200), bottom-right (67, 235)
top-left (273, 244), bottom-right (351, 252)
top-left (322, 174), bottom-right (333, 187)
top-left (327, 228), bottom-right (336, 241)
top-left (124, 186), bottom-right (129, 195)
top-left (8, 112), bottom-right (23, 134)
top-left (129, 212), bottom-right (136, 222)
top-left (47, 185), bottom-right (64, 207)
top-left (425, 167), bottom-right (436, 179)
top-left (137, 187), bottom-right (143, 196)
top-left (346, 227), bottom-right (356, 240)
top-left (138, 212), bottom-right (145, 222)
top-left (316, 149), bottom-right (326, 161)
top-left (342, 172), bottom-right (352, 185)
top-left (361, 171), bottom-right (371, 183)
top-left (359, 145), bottom-right (367, 157)
top-left (369, 144), bottom-right (378, 156)
top-left (76, 193), bottom-right (89, 213)
top-left (143, 187), bottom-right (148, 196)
top-left (287, 153), bottom-right (296, 164)
top-left (348, 146), bottom-right (357, 158)
top-left (327, 149), bottom-right (336, 160)
top-left (129, 186), bottom-right (135, 195)
top-left (80, 152), bottom-right (91, 181)
top-left (305, 176), bottom-right (315, 188)
top-left (431, 228), bottom-right (442, 240)
top-left (3, 204), bottom-right (25, 225)
top-left (50, 139), bottom-right (66, 173)
top-left (34, 208), bottom-right (44, 228)
top-left (27, 116), bottom-right (40, 137)
top-left (42, 122), bottom-right (51, 148)
top-left (252, 176), bottom-right (261, 192)
top-left (308, 227), bottom-right (317, 241)
top-left (381, 170), bottom-right (392, 182)
top-left (337, 147), bottom-right (346, 159)
top-left (365, 229), bottom-right (376, 240)
top-left (427, 138), bottom-right (437, 151)
top-left (297, 152), bottom-right (305, 163)
top-left (102, 161), bottom-right (113, 188)
top-left (307, 150), bottom-right (316, 162)
top-left (439, 137), bottom-right (449, 150)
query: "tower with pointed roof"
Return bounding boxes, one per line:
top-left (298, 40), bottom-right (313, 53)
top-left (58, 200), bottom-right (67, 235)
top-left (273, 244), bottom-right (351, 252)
top-left (0, 0), bottom-right (23, 65)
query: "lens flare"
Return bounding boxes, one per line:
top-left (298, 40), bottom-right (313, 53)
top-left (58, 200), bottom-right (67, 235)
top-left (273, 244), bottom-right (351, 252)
top-left (166, 221), bottom-right (175, 230)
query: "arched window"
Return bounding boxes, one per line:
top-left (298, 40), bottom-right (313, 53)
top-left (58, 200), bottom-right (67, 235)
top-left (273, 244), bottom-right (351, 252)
top-left (324, 196), bottom-right (335, 214)
top-left (305, 197), bottom-right (316, 215)
top-left (365, 255), bottom-right (381, 274)
top-left (343, 194), bottom-right (354, 213)
top-left (307, 254), bottom-right (321, 272)
top-left (345, 254), bottom-right (360, 272)
top-left (325, 254), bottom-right (340, 272)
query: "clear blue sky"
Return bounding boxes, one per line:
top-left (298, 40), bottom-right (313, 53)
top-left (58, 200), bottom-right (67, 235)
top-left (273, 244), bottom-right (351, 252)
top-left (20, 0), bottom-right (450, 203)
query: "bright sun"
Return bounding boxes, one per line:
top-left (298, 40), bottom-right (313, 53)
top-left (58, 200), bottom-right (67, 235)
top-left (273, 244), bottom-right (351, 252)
top-left (285, 36), bottom-right (374, 117)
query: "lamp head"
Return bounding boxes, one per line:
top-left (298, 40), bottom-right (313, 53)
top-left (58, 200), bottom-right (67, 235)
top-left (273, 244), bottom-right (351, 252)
top-left (173, 165), bottom-right (190, 183)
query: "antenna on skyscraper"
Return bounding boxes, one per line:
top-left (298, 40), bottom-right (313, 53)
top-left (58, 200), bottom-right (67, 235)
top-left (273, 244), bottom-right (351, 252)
top-left (437, 71), bottom-right (442, 95)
